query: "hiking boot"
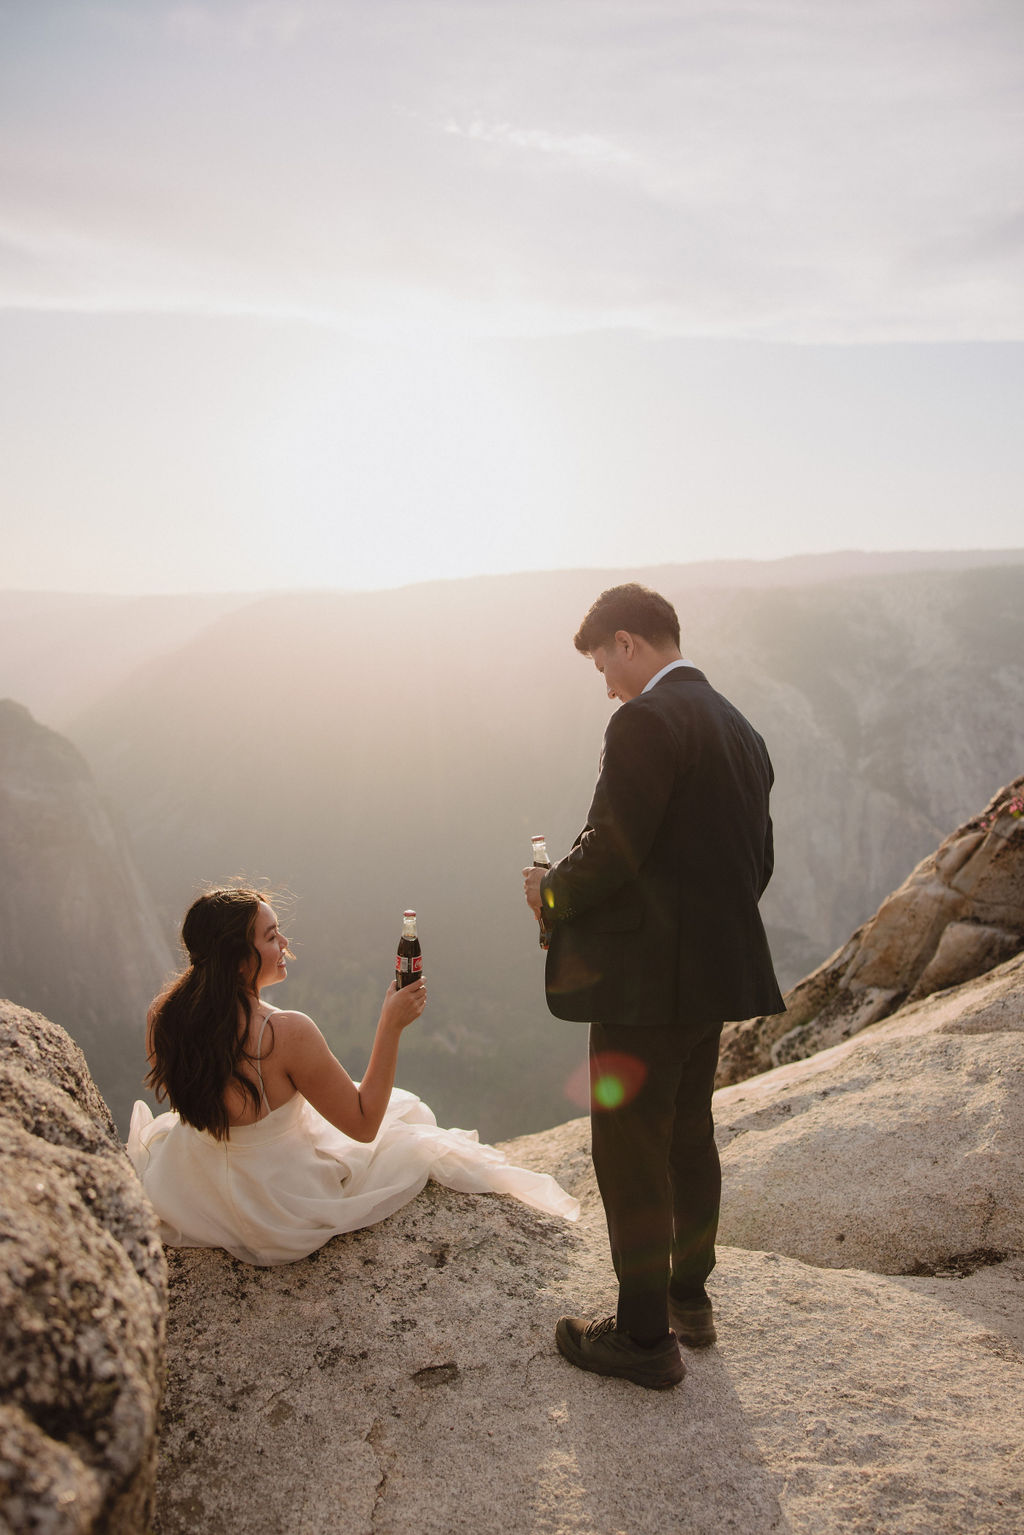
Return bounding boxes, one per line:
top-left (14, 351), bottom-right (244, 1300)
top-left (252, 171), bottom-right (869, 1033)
top-left (667, 1295), bottom-right (717, 1347)
top-left (555, 1315), bottom-right (684, 1389)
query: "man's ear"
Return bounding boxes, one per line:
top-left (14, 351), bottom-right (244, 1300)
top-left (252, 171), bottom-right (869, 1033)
top-left (614, 629), bottom-right (635, 657)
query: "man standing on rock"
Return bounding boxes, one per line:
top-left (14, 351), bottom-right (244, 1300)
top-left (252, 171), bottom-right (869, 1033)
top-left (523, 583), bottom-right (783, 1389)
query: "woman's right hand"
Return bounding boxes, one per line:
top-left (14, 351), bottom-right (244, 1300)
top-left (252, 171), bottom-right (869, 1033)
top-left (381, 978), bottom-right (427, 1031)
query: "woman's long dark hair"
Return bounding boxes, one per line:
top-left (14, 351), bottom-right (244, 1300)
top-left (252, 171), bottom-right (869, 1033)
top-left (146, 887), bottom-right (273, 1140)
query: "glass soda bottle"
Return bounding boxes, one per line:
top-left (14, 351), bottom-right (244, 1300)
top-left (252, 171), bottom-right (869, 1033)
top-left (531, 835), bottom-right (552, 951)
top-left (395, 910), bottom-right (423, 989)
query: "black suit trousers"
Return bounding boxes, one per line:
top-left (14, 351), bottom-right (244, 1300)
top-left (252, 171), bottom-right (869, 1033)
top-left (588, 1019), bottom-right (723, 1340)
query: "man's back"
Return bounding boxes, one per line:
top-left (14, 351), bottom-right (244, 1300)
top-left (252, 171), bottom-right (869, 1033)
top-left (544, 667), bottom-right (784, 1030)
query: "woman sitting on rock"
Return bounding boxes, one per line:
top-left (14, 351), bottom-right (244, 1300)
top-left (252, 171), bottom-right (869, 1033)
top-left (128, 887), bottom-right (578, 1264)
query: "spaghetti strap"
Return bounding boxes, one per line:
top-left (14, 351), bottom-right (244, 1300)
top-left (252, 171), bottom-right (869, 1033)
top-left (253, 1013), bottom-right (271, 1116)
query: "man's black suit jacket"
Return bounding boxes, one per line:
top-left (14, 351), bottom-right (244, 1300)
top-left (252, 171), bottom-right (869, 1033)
top-left (540, 667), bottom-right (784, 1032)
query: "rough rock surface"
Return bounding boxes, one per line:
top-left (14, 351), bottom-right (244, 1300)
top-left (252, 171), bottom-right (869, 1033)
top-left (0, 1001), bottom-right (166, 1534)
top-left (151, 1227), bottom-right (1024, 1535)
top-left (719, 777), bottom-right (1024, 1087)
top-left (150, 951), bottom-right (1024, 1535)
top-left (715, 952), bottom-right (1024, 1274)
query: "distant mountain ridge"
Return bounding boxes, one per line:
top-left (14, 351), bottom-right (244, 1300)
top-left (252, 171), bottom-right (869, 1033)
top-left (0, 590), bottom-right (254, 726)
top-left (3, 548), bottom-right (1022, 728)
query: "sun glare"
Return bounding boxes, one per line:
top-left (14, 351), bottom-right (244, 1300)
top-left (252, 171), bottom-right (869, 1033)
top-left (275, 337), bottom-right (559, 588)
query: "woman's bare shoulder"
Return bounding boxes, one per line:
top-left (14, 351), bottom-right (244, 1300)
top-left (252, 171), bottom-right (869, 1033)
top-left (261, 1008), bottom-right (325, 1045)
top-left (261, 1009), bottom-right (338, 1078)
top-left (263, 1006), bottom-right (317, 1027)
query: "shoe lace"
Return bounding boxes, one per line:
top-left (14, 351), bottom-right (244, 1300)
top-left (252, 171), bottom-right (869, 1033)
top-left (584, 1316), bottom-right (618, 1340)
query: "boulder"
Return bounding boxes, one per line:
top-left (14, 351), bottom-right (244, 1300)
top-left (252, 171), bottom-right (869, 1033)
top-left (719, 777), bottom-right (1024, 1085)
top-left (0, 1001), bottom-right (166, 1534)
top-left (715, 953), bottom-right (1024, 1275)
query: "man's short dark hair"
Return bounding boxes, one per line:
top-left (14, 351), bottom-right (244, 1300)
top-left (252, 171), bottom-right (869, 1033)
top-left (573, 583), bottom-right (681, 654)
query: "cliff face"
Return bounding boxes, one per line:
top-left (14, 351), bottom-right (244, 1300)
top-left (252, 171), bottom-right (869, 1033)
top-left (735, 566), bottom-right (1024, 963)
top-left (0, 700), bottom-right (173, 1128)
top-left (0, 1001), bottom-right (166, 1534)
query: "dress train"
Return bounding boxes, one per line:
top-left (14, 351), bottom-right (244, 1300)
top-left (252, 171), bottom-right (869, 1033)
top-left (127, 1086), bottom-right (579, 1266)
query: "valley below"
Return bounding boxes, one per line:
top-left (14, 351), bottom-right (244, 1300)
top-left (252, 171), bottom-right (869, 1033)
top-left (3, 552), bottom-right (1023, 1139)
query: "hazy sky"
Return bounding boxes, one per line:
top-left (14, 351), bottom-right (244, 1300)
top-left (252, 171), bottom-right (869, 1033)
top-left (2, 0), bottom-right (1022, 592)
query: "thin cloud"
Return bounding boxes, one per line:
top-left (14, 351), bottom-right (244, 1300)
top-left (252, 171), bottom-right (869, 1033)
top-left (1, 0), bottom-right (1022, 342)
top-left (444, 118), bottom-right (636, 170)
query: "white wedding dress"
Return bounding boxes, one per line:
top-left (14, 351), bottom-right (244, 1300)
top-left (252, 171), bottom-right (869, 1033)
top-left (127, 1072), bottom-right (579, 1265)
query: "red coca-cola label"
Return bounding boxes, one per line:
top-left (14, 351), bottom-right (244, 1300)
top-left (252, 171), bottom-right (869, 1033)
top-left (396, 955), bottom-right (423, 974)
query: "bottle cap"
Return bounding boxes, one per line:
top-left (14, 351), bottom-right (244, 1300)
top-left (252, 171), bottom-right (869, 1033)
top-left (403, 909), bottom-right (416, 918)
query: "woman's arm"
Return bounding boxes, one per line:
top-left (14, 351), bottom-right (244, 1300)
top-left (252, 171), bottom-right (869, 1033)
top-left (274, 982), bottom-right (426, 1142)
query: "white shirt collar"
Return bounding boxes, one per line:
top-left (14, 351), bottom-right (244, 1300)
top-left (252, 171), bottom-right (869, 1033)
top-left (642, 658), bottom-right (698, 694)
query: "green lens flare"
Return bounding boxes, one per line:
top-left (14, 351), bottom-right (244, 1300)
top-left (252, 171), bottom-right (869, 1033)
top-left (593, 1074), bottom-right (625, 1109)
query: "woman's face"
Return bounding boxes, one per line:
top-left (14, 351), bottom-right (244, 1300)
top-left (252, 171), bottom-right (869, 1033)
top-left (252, 901), bottom-right (290, 991)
